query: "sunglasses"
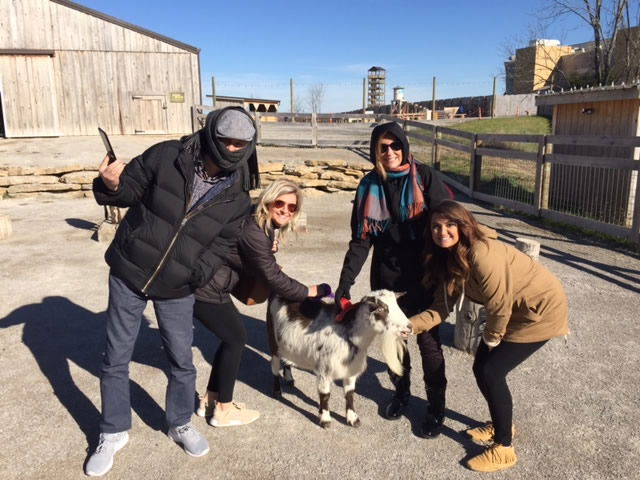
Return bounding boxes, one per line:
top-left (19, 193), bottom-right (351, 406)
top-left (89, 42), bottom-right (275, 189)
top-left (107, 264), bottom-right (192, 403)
top-left (380, 141), bottom-right (402, 154)
top-left (272, 199), bottom-right (298, 213)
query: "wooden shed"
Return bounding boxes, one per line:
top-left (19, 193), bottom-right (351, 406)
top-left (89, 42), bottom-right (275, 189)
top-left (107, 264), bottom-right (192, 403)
top-left (536, 84), bottom-right (640, 226)
top-left (0, 0), bottom-right (201, 137)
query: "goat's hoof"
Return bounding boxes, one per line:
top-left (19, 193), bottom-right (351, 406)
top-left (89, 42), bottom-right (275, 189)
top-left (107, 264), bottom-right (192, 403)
top-left (284, 379), bottom-right (295, 387)
top-left (319, 421), bottom-right (331, 429)
top-left (272, 389), bottom-right (282, 399)
top-left (348, 418), bottom-right (361, 428)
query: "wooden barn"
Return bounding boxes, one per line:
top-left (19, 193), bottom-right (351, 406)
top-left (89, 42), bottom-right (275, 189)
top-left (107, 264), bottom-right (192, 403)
top-left (536, 84), bottom-right (640, 227)
top-left (0, 0), bottom-right (201, 137)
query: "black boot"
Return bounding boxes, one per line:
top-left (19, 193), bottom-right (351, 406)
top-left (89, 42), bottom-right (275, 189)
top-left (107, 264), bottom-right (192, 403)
top-left (384, 364), bottom-right (411, 420)
top-left (418, 387), bottom-right (446, 438)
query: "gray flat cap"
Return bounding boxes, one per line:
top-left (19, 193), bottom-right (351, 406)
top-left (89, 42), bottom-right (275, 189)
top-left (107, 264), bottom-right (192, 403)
top-left (215, 109), bottom-right (256, 142)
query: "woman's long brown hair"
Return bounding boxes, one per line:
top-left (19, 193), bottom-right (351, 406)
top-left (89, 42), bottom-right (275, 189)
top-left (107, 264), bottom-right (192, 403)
top-left (423, 200), bottom-right (486, 296)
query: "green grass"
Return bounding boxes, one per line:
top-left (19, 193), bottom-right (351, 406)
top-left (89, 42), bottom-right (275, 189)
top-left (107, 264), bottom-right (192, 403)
top-left (454, 116), bottom-right (551, 135)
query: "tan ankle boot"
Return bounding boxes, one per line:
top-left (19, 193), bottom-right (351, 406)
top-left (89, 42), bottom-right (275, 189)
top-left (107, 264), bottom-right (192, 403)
top-left (464, 421), bottom-right (516, 443)
top-left (467, 443), bottom-right (517, 472)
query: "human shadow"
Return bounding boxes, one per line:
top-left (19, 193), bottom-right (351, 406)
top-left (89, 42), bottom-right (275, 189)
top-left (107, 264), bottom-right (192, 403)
top-left (65, 218), bottom-right (97, 231)
top-left (0, 296), bottom-right (168, 448)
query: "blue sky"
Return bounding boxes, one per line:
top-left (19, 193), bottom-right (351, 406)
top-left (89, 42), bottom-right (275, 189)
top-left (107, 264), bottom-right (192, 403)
top-left (76, 0), bottom-right (599, 112)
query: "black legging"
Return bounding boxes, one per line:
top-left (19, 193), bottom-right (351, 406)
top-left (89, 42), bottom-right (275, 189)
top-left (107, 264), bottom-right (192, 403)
top-left (473, 340), bottom-right (547, 445)
top-left (194, 301), bottom-right (247, 403)
top-left (390, 293), bottom-right (447, 394)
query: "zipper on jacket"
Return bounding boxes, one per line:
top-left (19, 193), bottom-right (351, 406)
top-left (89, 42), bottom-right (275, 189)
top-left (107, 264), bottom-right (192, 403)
top-left (141, 197), bottom-right (235, 294)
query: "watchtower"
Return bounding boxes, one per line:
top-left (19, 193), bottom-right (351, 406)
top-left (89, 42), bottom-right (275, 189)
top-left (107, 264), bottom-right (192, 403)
top-left (367, 66), bottom-right (386, 109)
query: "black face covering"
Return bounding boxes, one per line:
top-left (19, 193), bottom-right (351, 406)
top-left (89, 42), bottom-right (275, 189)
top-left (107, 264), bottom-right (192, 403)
top-left (182, 106), bottom-right (260, 191)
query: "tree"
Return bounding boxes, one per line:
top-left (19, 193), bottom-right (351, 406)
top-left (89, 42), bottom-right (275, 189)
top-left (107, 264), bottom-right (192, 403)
top-left (292, 96), bottom-right (305, 113)
top-left (308, 83), bottom-right (326, 114)
top-left (541, 0), bottom-right (639, 85)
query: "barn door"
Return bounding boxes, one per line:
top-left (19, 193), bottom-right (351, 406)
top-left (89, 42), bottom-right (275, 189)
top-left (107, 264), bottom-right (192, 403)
top-left (0, 84), bottom-right (5, 137)
top-left (0, 54), bottom-right (59, 137)
top-left (131, 94), bottom-right (167, 134)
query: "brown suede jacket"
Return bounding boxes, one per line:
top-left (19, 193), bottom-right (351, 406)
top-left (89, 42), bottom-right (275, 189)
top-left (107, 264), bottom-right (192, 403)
top-left (410, 226), bottom-right (569, 345)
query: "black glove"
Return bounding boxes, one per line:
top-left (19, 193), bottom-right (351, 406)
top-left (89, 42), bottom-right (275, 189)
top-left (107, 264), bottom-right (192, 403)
top-left (315, 283), bottom-right (332, 298)
top-left (334, 283), bottom-right (351, 310)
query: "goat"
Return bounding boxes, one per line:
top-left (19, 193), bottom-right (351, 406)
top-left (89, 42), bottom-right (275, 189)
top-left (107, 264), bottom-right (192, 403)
top-left (267, 289), bottom-right (411, 428)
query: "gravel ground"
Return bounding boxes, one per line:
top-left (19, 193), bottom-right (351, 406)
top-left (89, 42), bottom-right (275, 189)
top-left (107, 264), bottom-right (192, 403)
top-left (0, 137), bottom-right (639, 479)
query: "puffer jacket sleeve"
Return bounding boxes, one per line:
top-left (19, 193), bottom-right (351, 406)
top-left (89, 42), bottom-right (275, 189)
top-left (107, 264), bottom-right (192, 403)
top-left (337, 187), bottom-right (373, 290)
top-left (93, 142), bottom-right (172, 207)
top-left (470, 241), bottom-right (512, 347)
top-left (409, 283), bottom-right (454, 334)
top-left (239, 218), bottom-right (308, 302)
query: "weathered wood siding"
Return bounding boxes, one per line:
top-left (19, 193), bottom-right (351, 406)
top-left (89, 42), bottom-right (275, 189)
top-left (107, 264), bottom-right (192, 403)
top-left (0, 0), bottom-right (200, 137)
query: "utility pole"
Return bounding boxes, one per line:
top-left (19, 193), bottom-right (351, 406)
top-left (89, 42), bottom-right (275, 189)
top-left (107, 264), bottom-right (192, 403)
top-left (290, 78), bottom-right (295, 113)
top-left (211, 76), bottom-right (216, 108)
top-left (431, 76), bottom-right (437, 120)
top-left (362, 78), bottom-right (366, 114)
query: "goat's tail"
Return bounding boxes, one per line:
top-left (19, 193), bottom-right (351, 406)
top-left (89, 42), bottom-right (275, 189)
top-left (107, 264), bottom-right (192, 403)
top-left (381, 333), bottom-right (408, 376)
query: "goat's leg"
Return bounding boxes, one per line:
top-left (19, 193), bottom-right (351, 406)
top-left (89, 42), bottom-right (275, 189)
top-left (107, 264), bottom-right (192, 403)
top-left (271, 354), bottom-right (283, 398)
top-left (317, 376), bottom-right (332, 428)
top-left (344, 375), bottom-right (361, 427)
top-left (282, 359), bottom-right (294, 386)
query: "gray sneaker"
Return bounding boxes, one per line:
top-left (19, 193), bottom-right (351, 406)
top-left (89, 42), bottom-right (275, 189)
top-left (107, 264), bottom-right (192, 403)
top-left (85, 431), bottom-right (129, 476)
top-left (168, 422), bottom-right (209, 457)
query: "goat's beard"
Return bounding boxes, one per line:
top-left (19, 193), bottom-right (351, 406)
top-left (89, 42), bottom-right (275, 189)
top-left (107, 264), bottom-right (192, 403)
top-left (380, 333), bottom-right (408, 377)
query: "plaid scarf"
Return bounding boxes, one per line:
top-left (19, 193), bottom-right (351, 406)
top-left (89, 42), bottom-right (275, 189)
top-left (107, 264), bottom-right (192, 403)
top-left (356, 158), bottom-right (425, 239)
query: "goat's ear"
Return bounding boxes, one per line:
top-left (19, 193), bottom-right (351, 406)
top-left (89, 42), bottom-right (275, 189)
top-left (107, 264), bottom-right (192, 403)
top-left (365, 296), bottom-right (389, 319)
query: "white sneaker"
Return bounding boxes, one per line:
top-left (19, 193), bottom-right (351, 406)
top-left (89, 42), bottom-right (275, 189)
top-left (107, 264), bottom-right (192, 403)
top-left (85, 431), bottom-right (129, 476)
top-left (168, 422), bottom-right (209, 457)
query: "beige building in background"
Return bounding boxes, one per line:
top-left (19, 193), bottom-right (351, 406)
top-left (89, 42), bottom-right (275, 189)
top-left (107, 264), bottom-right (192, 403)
top-left (0, 0), bottom-right (202, 138)
top-left (505, 27), bottom-right (640, 94)
top-left (505, 40), bottom-right (574, 94)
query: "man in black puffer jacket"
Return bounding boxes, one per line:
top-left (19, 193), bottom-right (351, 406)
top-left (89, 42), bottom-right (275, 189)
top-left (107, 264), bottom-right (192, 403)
top-left (85, 107), bottom-right (258, 477)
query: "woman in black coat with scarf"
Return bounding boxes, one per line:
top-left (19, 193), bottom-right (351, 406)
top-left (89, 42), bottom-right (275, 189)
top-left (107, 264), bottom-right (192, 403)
top-left (335, 121), bottom-right (452, 438)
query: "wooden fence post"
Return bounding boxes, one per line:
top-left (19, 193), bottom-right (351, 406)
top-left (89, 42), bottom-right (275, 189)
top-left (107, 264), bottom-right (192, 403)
top-left (311, 113), bottom-right (318, 147)
top-left (469, 134), bottom-right (480, 194)
top-left (632, 163), bottom-right (640, 243)
top-left (540, 135), bottom-right (552, 210)
top-left (533, 135), bottom-right (547, 215)
top-left (432, 126), bottom-right (440, 170)
top-left (255, 112), bottom-right (262, 144)
top-left (0, 215), bottom-right (12, 240)
top-left (191, 105), bottom-right (198, 133)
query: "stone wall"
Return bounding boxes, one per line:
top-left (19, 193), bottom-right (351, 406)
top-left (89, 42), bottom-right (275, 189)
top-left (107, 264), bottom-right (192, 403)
top-left (0, 159), bottom-right (374, 200)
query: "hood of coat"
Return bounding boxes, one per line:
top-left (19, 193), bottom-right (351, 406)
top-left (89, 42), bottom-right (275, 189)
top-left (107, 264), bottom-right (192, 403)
top-left (368, 121), bottom-right (410, 165)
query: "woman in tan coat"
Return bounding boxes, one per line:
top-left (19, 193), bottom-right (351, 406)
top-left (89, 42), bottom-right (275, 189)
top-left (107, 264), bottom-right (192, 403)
top-left (410, 200), bottom-right (568, 473)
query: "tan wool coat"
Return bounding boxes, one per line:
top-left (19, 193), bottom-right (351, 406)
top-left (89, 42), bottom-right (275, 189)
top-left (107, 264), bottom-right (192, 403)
top-left (410, 227), bottom-right (569, 345)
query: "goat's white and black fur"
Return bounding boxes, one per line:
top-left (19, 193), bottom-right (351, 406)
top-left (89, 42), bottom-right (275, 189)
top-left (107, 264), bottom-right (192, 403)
top-left (267, 290), bottom-right (410, 428)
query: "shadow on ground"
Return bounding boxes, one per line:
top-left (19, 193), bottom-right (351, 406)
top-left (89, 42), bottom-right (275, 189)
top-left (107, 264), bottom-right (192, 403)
top-left (0, 296), bottom-right (171, 449)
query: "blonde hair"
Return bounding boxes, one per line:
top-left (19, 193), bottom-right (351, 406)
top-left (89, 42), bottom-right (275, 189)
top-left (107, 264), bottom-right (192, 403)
top-left (373, 132), bottom-right (400, 180)
top-left (255, 180), bottom-right (304, 239)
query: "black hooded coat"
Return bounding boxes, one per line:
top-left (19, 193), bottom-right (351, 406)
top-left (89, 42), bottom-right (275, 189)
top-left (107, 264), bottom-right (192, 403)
top-left (337, 122), bottom-right (451, 313)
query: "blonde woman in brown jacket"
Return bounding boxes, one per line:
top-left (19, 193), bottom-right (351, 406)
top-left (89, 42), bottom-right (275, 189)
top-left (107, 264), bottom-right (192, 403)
top-left (410, 200), bottom-right (568, 473)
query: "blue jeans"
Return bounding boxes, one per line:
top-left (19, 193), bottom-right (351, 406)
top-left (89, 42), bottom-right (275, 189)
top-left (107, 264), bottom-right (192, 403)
top-left (100, 274), bottom-right (196, 433)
